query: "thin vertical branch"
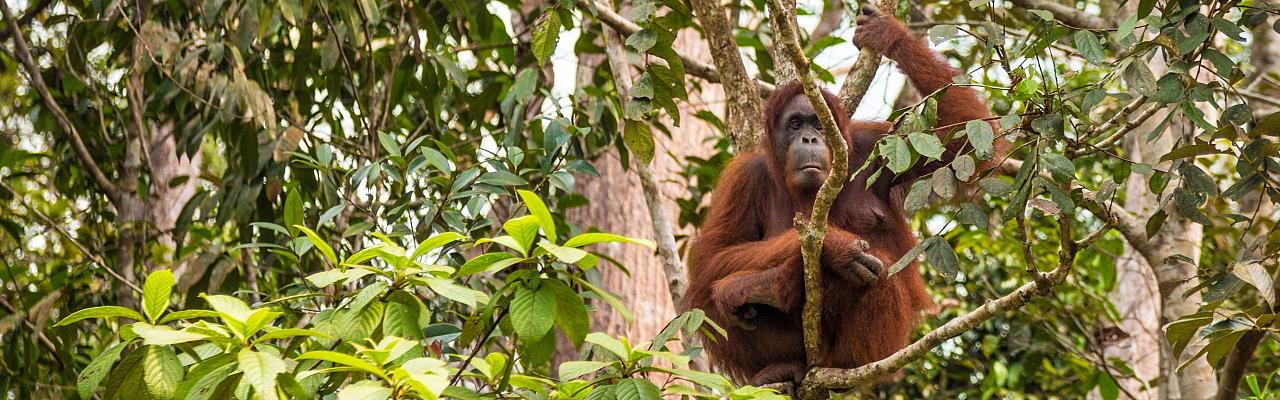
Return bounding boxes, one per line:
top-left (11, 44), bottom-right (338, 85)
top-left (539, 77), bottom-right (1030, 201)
top-left (764, 0), bottom-right (851, 372)
top-left (594, 2), bottom-right (689, 306)
top-left (838, 0), bottom-right (899, 113)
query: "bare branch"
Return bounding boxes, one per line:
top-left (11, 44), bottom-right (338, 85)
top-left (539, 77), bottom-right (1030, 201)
top-left (686, 0), bottom-right (769, 149)
top-left (810, 0), bottom-right (846, 41)
top-left (1008, 0), bottom-right (1112, 30)
top-left (597, 8), bottom-right (689, 305)
top-left (764, 0), bottom-right (851, 375)
top-left (837, 0), bottom-right (897, 113)
top-left (801, 258), bottom-right (1074, 390)
top-left (1, 1), bottom-right (121, 200)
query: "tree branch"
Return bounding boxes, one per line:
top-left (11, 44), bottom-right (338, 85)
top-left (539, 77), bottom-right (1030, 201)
top-left (837, 0), bottom-right (897, 114)
top-left (686, 0), bottom-right (770, 149)
top-left (764, 0), bottom-right (851, 377)
top-left (0, 1), bottom-right (121, 200)
top-left (1007, 0), bottom-right (1112, 30)
top-left (810, 0), bottom-right (846, 42)
top-left (596, 7), bottom-right (689, 306)
top-left (801, 233), bottom-right (1076, 392)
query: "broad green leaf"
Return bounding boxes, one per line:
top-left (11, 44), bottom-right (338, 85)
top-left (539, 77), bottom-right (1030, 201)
top-left (979, 177), bottom-right (1013, 196)
top-left (517, 190), bottom-right (557, 242)
top-left (295, 225), bottom-right (337, 266)
top-left (1152, 74), bottom-right (1186, 103)
top-left (539, 242), bottom-right (590, 263)
top-left (651, 367), bottom-right (732, 391)
top-left (420, 277), bottom-right (488, 308)
top-left (966, 120), bottom-right (995, 160)
top-left (908, 132), bottom-right (945, 160)
top-left (1041, 153), bottom-right (1075, 183)
top-left (1234, 262), bottom-right (1275, 306)
top-left (624, 121), bottom-right (655, 164)
top-left (338, 380), bottom-right (393, 400)
top-left (957, 203), bottom-right (989, 227)
top-left (1124, 62), bottom-right (1157, 95)
top-left (142, 345), bottom-right (183, 399)
top-left (928, 24), bottom-right (958, 44)
top-left (923, 237), bottom-right (958, 280)
top-left (564, 232), bottom-right (655, 249)
top-left (626, 29), bottom-right (658, 52)
top-left (239, 349), bottom-right (287, 400)
top-left (132, 323), bottom-right (208, 345)
top-left (157, 309), bottom-right (220, 324)
top-left (142, 269), bottom-right (175, 323)
top-left (904, 180), bottom-right (932, 216)
top-left (202, 294), bottom-right (254, 324)
top-left (953, 155), bottom-right (976, 181)
top-left (410, 232), bottom-right (465, 263)
top-left (531, 11), bottom-right (561, 65)
top-left (383, 291), bottom-right (431, 340)
top-left (888, 239), bottom-right (930, 276)
top-left (881, 135), bottom-right (912, 173)
top-left (557, 361), bottom-right (611, 381)
top-left (510, 284), bottom-right (556, 341)
top-left (307, 269), bottom-right (348, 287)
top-left (1073, 31), bottom-right (1105, 64)
top-left (503, 215), bottom-right (542, 256)
top-left (77, 341), bottom-right (130, 399)
top-left (547, 279), bottom-right (589, 346)
top-left (181, 362), bottom-right (236, 400)
top-left (54, 306), bottom-right (145, 327)
top-left (458, 252), bottom-right (524, 276)
top-left (930, 168), bottom-right (956, 200)
top-left (284, 189), bottom-right (303, 233)
top-left (297, 351), bottom-right (385, 378)
top-left (614, 378), bottom-right (661, 400)
top-left (585, 333), bottom-right (630, 359)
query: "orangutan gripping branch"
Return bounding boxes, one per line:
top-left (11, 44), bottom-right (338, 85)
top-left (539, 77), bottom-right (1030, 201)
top-left (682, 5), bottom-right (1002, 385)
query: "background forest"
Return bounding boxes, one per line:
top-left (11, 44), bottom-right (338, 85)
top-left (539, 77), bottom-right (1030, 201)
top-left (1, 0), bottom-right (1279, 398)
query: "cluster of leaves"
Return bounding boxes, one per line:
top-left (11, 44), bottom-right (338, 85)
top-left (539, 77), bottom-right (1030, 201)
top-left (47, 190), bottom-right (781, 399)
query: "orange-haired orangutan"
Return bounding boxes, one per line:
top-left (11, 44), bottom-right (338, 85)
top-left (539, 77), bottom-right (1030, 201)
top-left (683, 5), bottom-right (1003, 385)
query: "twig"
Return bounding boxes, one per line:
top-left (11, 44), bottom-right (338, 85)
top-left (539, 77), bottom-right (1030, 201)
top-left (765, 0), bottom-right (851, 382)
top-left (1007, 0), bottom-right (1112, 30)
top-left (0, 1), bottom-right (121, 200)
top-left (837, 0), bottom-right (897, 113)
top-left (595, 2), bottom-right (688, 305)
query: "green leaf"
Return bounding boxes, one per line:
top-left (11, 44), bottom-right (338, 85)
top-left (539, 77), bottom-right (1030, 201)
top-left (904, 180), bottom-right (932, 216)
top-left (295, 225), bottom-right (337, 266)
top-left (881, 136), bottom-right (912, 173)
top-left (572, 276), bottom-right (632, 323)
top-left (54, 306), bottom-right (145, 327)
top-left (979, 177), bottom-right (1014, 196)
top-left (239, 349), bottom-right (287, 400)
top-left (539, 242), bottom-right (590, 263)
top-left (1137, 0), bottom-right (1156, 18)
top-left (458, 252), bottom-right (523, 275)
top-left (77, 341), bottom-right (130, 399)
top-left (1151, 74), bottom-right (1185, 103)
top-left (615, 378), bottom-right (661, 400)
top-left (142, 269), bottom-right (175, 323)
top-left (966, 120), bottom-right (995, 160)
top-left (624, 121), bottom-right (655, 164)
top-left (908, 132), bottom-right (945, 160)
top-left (256, 328), bottom-right (331, 343)
top-left (338, 380), bottom-right (393, 400)
top-left (928, 24), bottom-right (958, 44)
top-left (202, 294), bottom-right (255, 324)
top-left (1041, 153), bottom-right (1075, 183)
top-left (421, 277), bottom-right (488, 307)
top-left (478, 170), bottom-right (529, 186)
top-left (564, 233), bottom-right (655, 249)
top-left (546, 280), bottom-right (589, 346)
top-left (383, 291), bottom-right (431, 340)
top-left (953, 155), bottom-right (976, 181)
top-left (502, 215), bottom-right (542, 256)
top-left (284, 189), bottom-right (303, 234)
top-left (531, 11), bottom-right (561, 65)
top-left (557, 361), bottom-right (611, 381)
top-left (585, 332), bottom-right (630, 359)
top-left (1031, 113), bottom-right (1064, 137)
top-left (1097, 371), bottom-right (1119, 400)
top-left (1160, 144), bottom-right (1221, 162)
top-left (131, 323), bottom-right (208, 345)
top-left (887, 239), bottom-right (929, 276)
top-left (1234, 262), bottom-right (1275, 306)
top-left (626, 29), bottom-right (658, 52)
top-left (957, 203), bottom-right (989, 227)
top-left (930, 168), bottom-right (956, 200)
top-left (410, 232), bottom-right (465, 263)
top-left (1124, 62), bottom-right (1157, 95)
top-left (511, 284), bottom-right (557, 341)
top-left (924, 237), bottom-right (959, 281)
top-left (1073, 31), bottom-right (1105, 64)
top-left (157, 309), bottom-right (221, 324)
top-left (297, 351), bottom-right (385, 377)
top-left (1081, 89), bottom-right (1106, 111)
top-left (142, 345), bottom-right (183, 399)
top-left (517, 190), bottom-right (557, 242)
top-left (181, 362), bottom-right (236, 400)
